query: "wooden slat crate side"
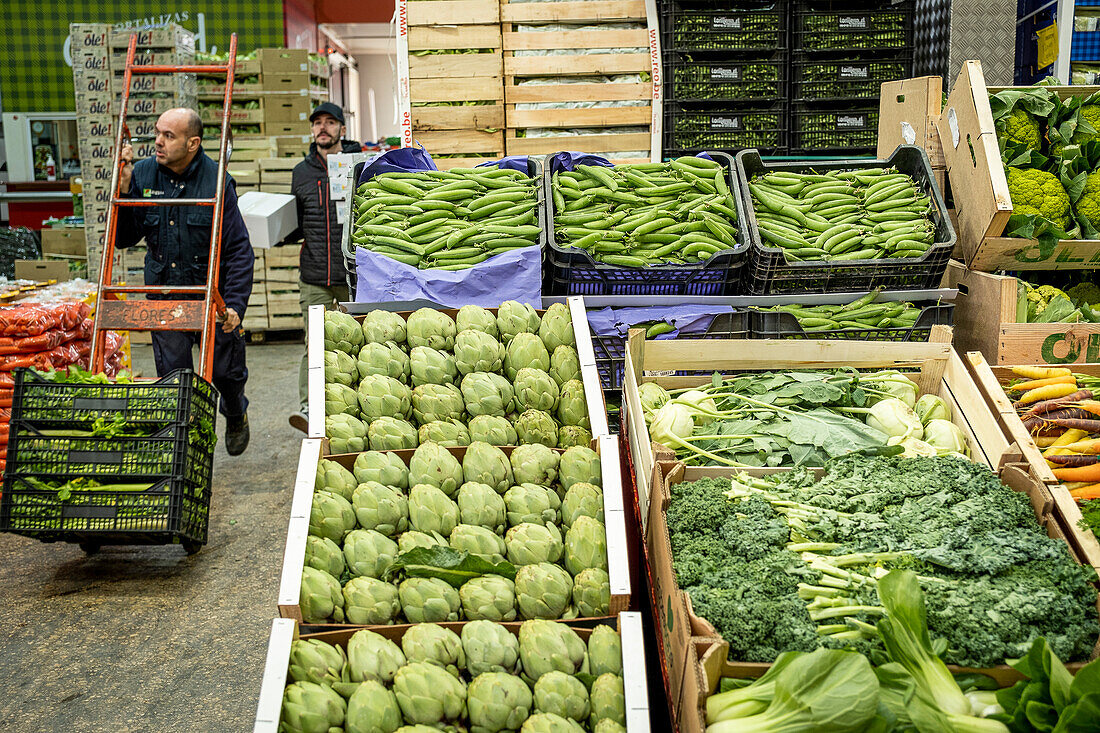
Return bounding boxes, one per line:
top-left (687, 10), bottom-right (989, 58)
top-left (505, 81), bottom-right (650, 104)
top-left (412, 104), bottom-right (506, 131)
top-left (409, 25), bottom-right (502, 51)
top-left (502, 28), bottom-right (649, 52)
top-left (503, 131), bottom-right (651, 156)
top-left (407, 0), bottom-right (499, 25)
top-left (412, 129), bottom-right (505, 156)
top-left (434, 156), bottom-right (504, 170)
top-left (500, 0), bottom-right (647, 24)
top-left (968, 238), bottom-right (1100, 272)
top-left (409, 51), bottom-right (503, 79)
top-left (506, 105), bottom-right (650, 129)
top-left (504, 52), bottom-right (650, 77)
top-left (411, 76), bottom-right (504, 104)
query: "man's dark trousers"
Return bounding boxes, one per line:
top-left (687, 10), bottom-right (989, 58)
top-left (151, 327), bottom-right (249, 418)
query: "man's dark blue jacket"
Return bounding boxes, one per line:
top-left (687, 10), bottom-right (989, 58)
top-left (115, 150), bottom-right (254, 317)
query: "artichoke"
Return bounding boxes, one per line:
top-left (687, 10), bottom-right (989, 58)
top-left (317, 458), bottom-right (357, 502)
top-left (327, 413), bottom-right (368, 453)
top-left (504, 483), bottom-right (561, 526)
top-left (300, 566), bottom-right (345, 623)
top-left (357, 374), bottom-right (413, 422)
top-left (398, 578), bottom-right (462, 624)
top-left (504, 332), bottom-right (551, 380)
top-left (456, 304), bottom-right (500, 338)
top-left (468, 672), bottom-right (533, 733)
top-left (461, 619), bottom-right (520, 676)
top-left (310, 490), bottom-right (357, 543)
top-left (418, 420), bottom-right (470, 447)
top-left (561, 482), bottom-right (603, 527)
top-left (515, 368), bottom-right (560, 413)
top-left (510, 443), bottom-right (560, 487)
top-left (573, 568), bottom-right (611, 618)
top-left (346, 679), bottom-right (402, 733)
top-left (326, 382), bottom-right (360, 418)
top-left (406, 308), bottom-right (457, 351)
top-left (515, 410), bottom-right (559, 448)
top-left (412, 383), bottom-right (466, 425)
top-left (325, 310), bottom-right (365, 354)
top-left (343, 576), bottom-right (401, 625)
top-left (456, 482), bottom-right (508, 534)
top-left (282, 681), bottom-right (346, 733)
top-left (393, 661), bottom-right (467, 726)
top-left (559, 446), bottom-right (601, 491)
top-left (461, 372), bottom-right (513, 418)
top-left (401, 622), bottom-right (466, 677)
top-left (352, 482), bottom-right (409, 538)
top-left (408, 484), bottom-right (460, 537)
top-left (408, 442), bottom-right (464, 497)
top-left (344, 528), bottom-right (400, 578)
top-left (516, 562), bottom-right (574, 620)
top-left (468, 414), bottom-right (518, 446)
top-left (462, 441), bottom-right (514, 493)
top-left (558, 426), bottom-right (592, 449)
top-left (556, 380), bottom-right (589, 429)
top-left (410, 346), bottom-right (458, 387)
top-left (549, 345), bottom-right (581, 387)
top-left (521, 713), bottom-right (586, 733)
top-left (325, 349), bottom-right (358, 387)
top-left (305, 535), bottom-right (347, 578)
top-left (593, 720), bottom-right (626, 733)
top-left (398, 530), bottom-right (448, 554)
top-left (368, 417), bottom-right (419, 451)
top-left (519, 619), bottom-right (588, 683)
top-left (506, 522), bottom-right (564, 566)
top-left (459, 575), bottom-right (517, 621)
top-left (361, 309), bottom-right (407, 345)
top-left (288, 638), bottom-right (348, 687)
top-left (346, 628), bottom-right (406, 684)
top-left (449, 523), bottom-right (507, 563)
top-left (357, 340), bottom-right (411, 384)
top-left (564, 516), bottom-right (608, 576)
top-left (454, 329), bottom-right (506, 376)
top-left (539, 302), bottom-right (575, 352)
top-left (589, 674), bottom-right (626, 727)
top-left (352, 451), bottom-right (409, 490)
top-left (496, 300), bottom-right (541, 345)
top-left (588, 625), bottom-right (623, 677)
top-left (533, 671), bottom-right (590, 723)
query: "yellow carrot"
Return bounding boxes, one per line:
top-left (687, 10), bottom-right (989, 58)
top-left (1018, 382), bottom-right (1079, 405)
top-left (1011, 365), bottom-right (1073, 379)
top-left (1035, 436), bottom-right (1062, 448)
top-left (1058, 438), bottom-right (1100, 454)
top-left (1043, 429), bottom-right (1088, 467)
top-left (1009, 374), bottom-right (1077, 391)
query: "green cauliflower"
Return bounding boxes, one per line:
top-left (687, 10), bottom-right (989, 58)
top-left (1075, 170), bottom-right (1100, 230)
top-left (998, 107), bottom-right (1042, 149)
top-left (1051, 103), bottom-right (1100, 156)
top-left (1006, 167), bottom-right (1070, 228)
top-left (1067, 281), bottom-right (1100, 308)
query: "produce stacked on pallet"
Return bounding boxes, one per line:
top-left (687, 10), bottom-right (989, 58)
top-left (501, 0), bottom-right (654, 163)
top-left (789, 1), bottom-right (912, 155)
top-left (405, 0), bottom-right (506, 170)
top-left (662, 1), bottom-right (789, 157)
top-left (245, 243), bottom-right (303, 334)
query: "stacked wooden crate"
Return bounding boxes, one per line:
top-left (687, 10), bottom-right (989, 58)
top-left (261, 243), bottom-right (303, 331)
top-left (500, 0), bottom-right (656, 162)
top-left (258, 158), bottom-right (298, 195)
top-left (403, 0), bottom-right (506, 169)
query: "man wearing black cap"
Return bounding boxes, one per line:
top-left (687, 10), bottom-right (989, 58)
top-left (289, 102), bottom-right (361, 431)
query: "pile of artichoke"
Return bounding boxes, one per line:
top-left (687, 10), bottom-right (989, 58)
top-left (305, 441), bottom-right (612, 624)
top-left (281, 620), bottom-right (627, 733)
top-left (323, 301), bottom-right (592, 453)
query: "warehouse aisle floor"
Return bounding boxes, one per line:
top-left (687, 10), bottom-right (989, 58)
top-left (0, 340), bottom-right (304, 733)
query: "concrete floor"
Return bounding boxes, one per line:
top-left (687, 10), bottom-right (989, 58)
top-left (0, 339), bottom-right (305, 733)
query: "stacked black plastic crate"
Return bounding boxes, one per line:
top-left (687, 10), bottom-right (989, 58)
top-left (790, 0), bottom-right (914, 155)
top-left (661, 1), bottom-right (789, 158)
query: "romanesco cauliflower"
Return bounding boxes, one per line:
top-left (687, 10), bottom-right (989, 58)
top-left (998, 107), bottom-right (1042, 149)
top-left (1026, 284), bottom-right (1072, 315)
top-left (1050, 104), bottom-right (1100, 156)
top-left (1006, 167), bottom-right (1070, 228)
top-left (1075, 171), bottom-right (1100, 229)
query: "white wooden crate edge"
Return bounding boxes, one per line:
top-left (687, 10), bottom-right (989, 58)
top-left (600, 434), bottom-right (631, 599)
top-left (277, 439), bottom-right (323, 615)
top-left (307, 304), bottom-right (325, 438)
top-left (253, 618), bottom-right (295, 733)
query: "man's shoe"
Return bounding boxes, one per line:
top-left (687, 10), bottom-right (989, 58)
top-left (226, 414), bottom-right (250, 456)
top-left (289, 411), bottom-right (308, 434)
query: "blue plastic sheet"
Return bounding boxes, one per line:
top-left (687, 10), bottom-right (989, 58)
top-left (585, 305), bottom-right (735, 340)
top-left (352, 149), bottom-right (542, 306)
top-left (546, 151), bottom-right (714, 174)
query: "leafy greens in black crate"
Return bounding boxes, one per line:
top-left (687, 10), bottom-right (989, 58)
top-left (673, 11), bottom-right (781, 50)
top-left (800, 12), bottom-right (908, 51)
top-left (673, 110), bottom-right (782, 150)
top-left (673, 61), bottom-right (780, 100)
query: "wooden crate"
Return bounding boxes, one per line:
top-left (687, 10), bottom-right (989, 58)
top-left (877, 75), bottom-right (946, 192)
top-left (264, 244), bottom-right (300, 269)
top-left (407, 37), bottom-right (504, 133)
top-left (264, 266), bottom-right (300, 286)
top-left (266, 290), bottom-right (301, 316)
top-left (937, 60), bottom-right (1100, 271)
top-left (943, 260), bottom-right (1100, 365)
top-left (407, 0), bottom-right (499, 25)
top-left (268, 313), bottom-right (304, 330)
top-left (411, 129), bottom-right (505, 161)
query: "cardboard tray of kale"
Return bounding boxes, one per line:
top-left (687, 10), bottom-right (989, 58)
top-left (735, 145), bottom-right (956, 295)
top-left (542, 152), bottom-right (749, 297)
top-left (659, 0), bottom-right (788, 54)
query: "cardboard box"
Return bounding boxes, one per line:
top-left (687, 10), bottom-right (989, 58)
top-left (77, 115), bottom-right (158, 141)
top-left (110, 50), bottom-right (193, 69)
top-left (15, 260), bottom-right (70, 282)
top-left (238, 191), bottom-right (298, 249)
top-left (257, 48), bottom-right (309, 75)
top-left (309, 56), bottom-right (330, 79)
top-left (40, 228), bottom-right (86, 257)
top-left (109, 25), bottom-right (193, 50)
top-left (111, 73), bottom-right (196, 96)
top-left (71, 52), bottom-right (111, 75)
top-left (69, 23), bottom-right (110, 52)
top-left (200, 106), bottom-right (266, 125)
top-left (264, 122), bottom-right (303, 137)
top-left (260, 171), bottom-right (293, 185)
top-left (275, 135), bottom-right (311, 157)
top-left (263, 244), bottom-right (300, 269)
top-left (262, 94), bottom-right (312, 124)
top-left (260, 73), bottom-right (310, 93)
top-left (258, 157), bottom-right (299, 172)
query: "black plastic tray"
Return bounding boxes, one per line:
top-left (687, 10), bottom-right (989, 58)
top-left (542, 151), bottom-right (749, 296)
top-left (664, 101), bottom-right (788, 155)
top-left (666, 53), bottom-right (787, 103)
top-left (735, 145), bottom-right (956, 295)
top-left (793, 1), bottom-right (913, 53)
top-left (790, 104), bottom-right (879, 154)
top-left (661, 1), bottom-right (788, 53)
top-left (792, 56), bottom-right (913, 102)
top-left (751, 301), bottom-right (954, 341)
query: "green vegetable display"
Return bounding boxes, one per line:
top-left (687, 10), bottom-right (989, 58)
top-left (278, 620), bottom-right (627, 733)
top-left (755, 288), bottom-right (940, 336)
top-left (350, 168), bottom-right (539, 270)
top-left (794, 109), bottom-right (879, 150)
top-left (747, 166), bottom-right (936, 262)
top-left (798, 11), bottom-right (909, 50)
top-left (671, 9), bottom-right (782, 50)
top-left (671, 108), bottom-right (783, 150)
top-left (1015, 278), bottom-right (1100, 323)
top-left (672, 60), bottom-right (781, 100)
top-left (795, 60), bottom-right (908, 100)
top-left (550, 156), bottom-right (740, 268)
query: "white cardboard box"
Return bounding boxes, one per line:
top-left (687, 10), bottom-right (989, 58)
top-left (239, 191), bottom-right (298, 249)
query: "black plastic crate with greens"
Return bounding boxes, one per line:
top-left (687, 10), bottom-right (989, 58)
top-left (667, 53), bottom-right (786, 102)
top-left (793, 0), bottom-right (913, 52)
top-left (665, 101), bottom-right (787, 154)
top-left (751, 297), bottom-right (954, 341)
top-left (735, 146), bottom-right (956, 295)
top-left (791, 105), bottom-right (878, 153)
top-left (792, 57), bottom-right (912, 102)
top-left (0, 369), bottom-right (218, 553)
top-left (660, 0), bottom-right (788, 53)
